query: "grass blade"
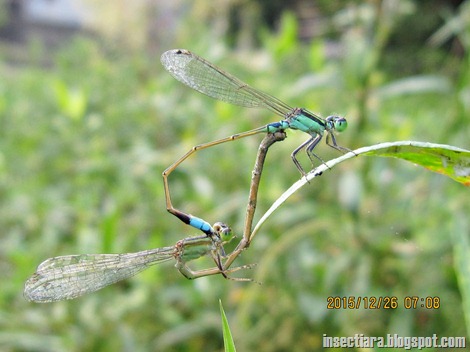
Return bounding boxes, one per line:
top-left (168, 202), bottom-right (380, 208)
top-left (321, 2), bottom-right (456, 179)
top-left (219, 299), bottom-right (236, 352)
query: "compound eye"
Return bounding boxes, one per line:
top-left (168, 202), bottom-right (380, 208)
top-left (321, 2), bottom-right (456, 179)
top-left (212, 222), bottom-right (233, 241)
top-left (334, 117), bottom-right (347, 132)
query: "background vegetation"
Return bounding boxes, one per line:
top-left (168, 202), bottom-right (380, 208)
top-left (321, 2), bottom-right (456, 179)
top-left (1, 0), bottom-right (469, 351)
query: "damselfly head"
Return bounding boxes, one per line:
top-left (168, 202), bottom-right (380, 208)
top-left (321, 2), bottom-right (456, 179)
top-left (212, 222), bottom-right (234, 242)
top-left (326, 115), bottom-right (347, 133)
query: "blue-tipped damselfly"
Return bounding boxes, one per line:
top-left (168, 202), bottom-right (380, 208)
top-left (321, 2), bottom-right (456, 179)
top-left (24, 222), bottom-right (249, 303)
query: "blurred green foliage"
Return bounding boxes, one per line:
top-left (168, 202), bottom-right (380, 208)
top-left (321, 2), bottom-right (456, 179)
top-left (1, 0), bottom-right (470, 351)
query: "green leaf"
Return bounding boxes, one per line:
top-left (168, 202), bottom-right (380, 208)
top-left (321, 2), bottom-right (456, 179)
top-left (362, 141), bottom-right (470, 184)
top-left (452, 217), bottom-right (470, 338)
top-left (262, 12), bottom-right (299, 60)
top-left (252, 141), bottom-right (470, 239)
top-left (52, 79), bottom-right (87, 121)
top-left (219, 299), bottom-right (236, 352)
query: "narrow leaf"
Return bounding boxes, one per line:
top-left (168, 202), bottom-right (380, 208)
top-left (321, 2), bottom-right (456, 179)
top-left (219, 299), bottom-right (236, 352)
top-left (452, 217), bottom-right (470, 338)
top-left (252, 141), bottom-right (470, 239)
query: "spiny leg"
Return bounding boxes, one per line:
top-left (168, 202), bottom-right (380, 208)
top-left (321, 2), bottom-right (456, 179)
top-left (177, 263), bottom-right (257, 281)
top-left (214, 252), bottom-right (257, 282)
top-left (207, 230), bottom-right (257, 282)
top-left (291, 135), bottom-right (324, 175)
top-left (175, 250), bottom-right (256, 282)
top-left (290, 138), bottom-right (311, 176)
top-left (326, 132), bottom-right (353, 154)
top-left (305, 134), bottom-right (328, 167)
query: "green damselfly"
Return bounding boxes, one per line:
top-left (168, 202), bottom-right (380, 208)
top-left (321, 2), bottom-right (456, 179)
top-left (161, 50), bottom-right (348, 229)
top-left (161, 49), bottom-right (348, 176)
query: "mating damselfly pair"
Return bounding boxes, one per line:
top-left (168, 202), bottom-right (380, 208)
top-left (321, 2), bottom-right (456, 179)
top-left (24, 49), bottom-right (348, 302)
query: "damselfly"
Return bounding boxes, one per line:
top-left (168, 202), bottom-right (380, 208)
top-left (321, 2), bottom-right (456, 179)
top-left (161, 49), bottom-right (348, 229)
top-left (24, 222), bottom-right (248, 303)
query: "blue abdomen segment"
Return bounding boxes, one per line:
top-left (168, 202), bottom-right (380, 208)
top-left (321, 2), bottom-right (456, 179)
top-left (189, 216), bottom-right (213, 234)
top-left (172, 209), bottom-right (213, 235)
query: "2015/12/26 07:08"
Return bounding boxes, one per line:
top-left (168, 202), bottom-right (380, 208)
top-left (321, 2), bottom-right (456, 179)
top-left (326, 296), bottom-right (441, 310)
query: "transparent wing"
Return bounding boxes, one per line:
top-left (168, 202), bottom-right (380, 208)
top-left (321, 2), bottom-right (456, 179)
top-left (24, 247), bottom-right (175, 303)
top-left (161, 49), bottom-right (293, 116)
